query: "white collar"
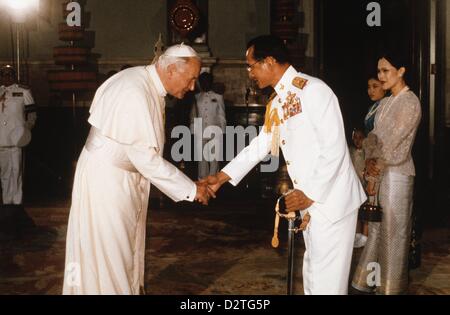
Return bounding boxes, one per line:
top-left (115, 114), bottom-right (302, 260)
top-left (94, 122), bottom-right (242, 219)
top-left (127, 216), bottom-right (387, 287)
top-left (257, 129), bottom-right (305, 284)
top-left (147, 65), bottom-right (167, 97)
top-left (274, 66), bottom-right (299, 99)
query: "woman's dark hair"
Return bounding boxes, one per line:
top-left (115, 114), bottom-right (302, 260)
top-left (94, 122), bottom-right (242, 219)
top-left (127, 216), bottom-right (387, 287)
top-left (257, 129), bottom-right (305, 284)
top-left (376, 47), bottom-right (409, 70)
top-left (376, 46), bottom-right (411, 83)
top-left (246, 35), bottom-right (291, 64)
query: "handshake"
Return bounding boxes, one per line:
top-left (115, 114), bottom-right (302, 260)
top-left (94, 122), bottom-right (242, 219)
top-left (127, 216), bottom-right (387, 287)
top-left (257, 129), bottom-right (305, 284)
top-left (193, 171), bottom-right (231, 205)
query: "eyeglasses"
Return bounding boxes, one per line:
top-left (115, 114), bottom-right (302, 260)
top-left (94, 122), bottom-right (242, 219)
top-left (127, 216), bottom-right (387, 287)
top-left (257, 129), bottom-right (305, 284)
top-left (246, 60), bottom-right (263, 72)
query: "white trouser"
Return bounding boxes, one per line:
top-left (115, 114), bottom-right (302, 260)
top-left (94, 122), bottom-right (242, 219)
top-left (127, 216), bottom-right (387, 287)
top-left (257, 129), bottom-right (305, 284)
top-left (0, 147), bottom-right (23, 205)
top-left (198, 160), bottom-right (219, 179)
top-left (198, 139), bottom-right (220, 179)
top-left (301, 207), bottom-right (358, 295)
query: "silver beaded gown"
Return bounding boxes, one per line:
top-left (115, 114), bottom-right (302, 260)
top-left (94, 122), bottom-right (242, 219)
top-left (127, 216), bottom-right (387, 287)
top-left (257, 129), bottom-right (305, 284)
top-left (352, 89), bottom-right (421, 295)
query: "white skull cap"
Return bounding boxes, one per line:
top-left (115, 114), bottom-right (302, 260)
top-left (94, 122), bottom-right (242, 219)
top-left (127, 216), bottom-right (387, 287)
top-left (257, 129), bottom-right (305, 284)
top-left (164, 42), bottom-right (199, 58)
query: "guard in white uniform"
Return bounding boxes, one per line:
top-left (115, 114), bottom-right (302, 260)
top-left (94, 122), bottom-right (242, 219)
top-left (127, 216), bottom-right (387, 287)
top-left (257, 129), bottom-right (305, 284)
top-left (190, 72), bottom-right (226, 179)
top-left (0, 65), bottom-right (36, 206)
top-left (204, 36), bottom-right (366, 295)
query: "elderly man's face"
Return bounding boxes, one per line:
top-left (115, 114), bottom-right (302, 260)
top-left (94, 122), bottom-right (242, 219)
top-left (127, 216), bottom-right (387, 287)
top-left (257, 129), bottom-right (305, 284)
top-left (246, 46), bottom-right (271, 89)
top-left (168, 58), bottom-right (201, 99)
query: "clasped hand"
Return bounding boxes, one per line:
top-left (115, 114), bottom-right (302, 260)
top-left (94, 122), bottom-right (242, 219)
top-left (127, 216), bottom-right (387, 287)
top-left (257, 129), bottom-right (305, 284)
top-left (194, 172), bottom-right (229, 205)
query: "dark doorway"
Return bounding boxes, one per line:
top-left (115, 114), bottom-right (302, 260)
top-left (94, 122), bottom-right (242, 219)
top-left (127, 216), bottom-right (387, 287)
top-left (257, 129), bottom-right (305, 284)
top-left (317, 0), bottom-right (449, 225)
top-left (317, 0), bottom-right (422, 133)
top-left (316, 0), bottom-right (444, 239)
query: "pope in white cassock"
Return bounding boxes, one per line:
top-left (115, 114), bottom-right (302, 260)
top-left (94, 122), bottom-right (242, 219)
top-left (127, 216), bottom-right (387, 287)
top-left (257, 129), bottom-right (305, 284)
top-left (63, 44), bottom-right (210, 295)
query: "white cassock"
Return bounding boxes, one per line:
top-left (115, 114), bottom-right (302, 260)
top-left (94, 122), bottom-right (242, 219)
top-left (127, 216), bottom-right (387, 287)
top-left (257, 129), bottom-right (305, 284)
top-left (63, 65), bottom-right (197, 295)
top-left (222, 66), bottom-right (366, 295)
top-left (0, 84), bottom-right (36, 205)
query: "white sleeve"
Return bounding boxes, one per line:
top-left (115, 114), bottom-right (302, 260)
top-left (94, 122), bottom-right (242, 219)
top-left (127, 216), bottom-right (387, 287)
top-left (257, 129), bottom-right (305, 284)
top-left (23, 89), bottom-right (35, 105)
top-left (221, 129), bottom-right (272, 186)
top-left (126, 145), bottom-right (197, 202)
top-left (301, 83), bottom-right (347, 204)
top-left (25, 112), bottom-right (37, 129)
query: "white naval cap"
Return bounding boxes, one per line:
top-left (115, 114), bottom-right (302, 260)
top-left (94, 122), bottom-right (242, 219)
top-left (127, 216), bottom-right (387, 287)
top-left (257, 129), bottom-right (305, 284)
top-left (163, 43), bottom-right (199, 58)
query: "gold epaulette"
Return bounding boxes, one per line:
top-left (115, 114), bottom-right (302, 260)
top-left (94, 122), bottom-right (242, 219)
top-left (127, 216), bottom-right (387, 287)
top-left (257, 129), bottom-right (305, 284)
top-left (292, 77), bottom-right (308, 90)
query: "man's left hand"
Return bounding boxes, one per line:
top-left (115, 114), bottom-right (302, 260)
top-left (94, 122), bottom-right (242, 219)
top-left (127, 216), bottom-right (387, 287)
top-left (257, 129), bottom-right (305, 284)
top-left (284, 189), bottom-right (314, 212)
top-left (299, 212), bottom-right (311, 231)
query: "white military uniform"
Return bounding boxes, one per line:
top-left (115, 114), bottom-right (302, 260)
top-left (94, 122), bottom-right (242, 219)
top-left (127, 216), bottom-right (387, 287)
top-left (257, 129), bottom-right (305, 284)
top-left (190, 90), bottom-right (226, 179)
top-left (222, 66), bottom-right (366, 295)
top-left (63, 65), bottom-right (197, 295)
top-left (0, 84), bottom-right (36, 205)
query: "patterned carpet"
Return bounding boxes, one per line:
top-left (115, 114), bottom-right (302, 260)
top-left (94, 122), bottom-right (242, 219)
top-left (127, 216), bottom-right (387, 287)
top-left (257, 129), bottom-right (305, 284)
top-left (0, 199), bottom-right (448, 295)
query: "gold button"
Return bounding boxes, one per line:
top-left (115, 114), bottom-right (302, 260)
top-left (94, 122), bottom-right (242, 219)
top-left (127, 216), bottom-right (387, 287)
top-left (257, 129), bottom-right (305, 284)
top-left (280, 119), bottom-right (284, 124)
top-left (282, 140), bottom-right (286, 145)
top-left (294, 180), bottom-right (298, 185)
top-left (286, 161), bottom-right (290, 166)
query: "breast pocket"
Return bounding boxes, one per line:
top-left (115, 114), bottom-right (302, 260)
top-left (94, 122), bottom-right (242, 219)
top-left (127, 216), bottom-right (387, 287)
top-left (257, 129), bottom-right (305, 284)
top-left (286, 113), bottom-right (305, 131)
top-left (5, 99), bottom-right (24, 117)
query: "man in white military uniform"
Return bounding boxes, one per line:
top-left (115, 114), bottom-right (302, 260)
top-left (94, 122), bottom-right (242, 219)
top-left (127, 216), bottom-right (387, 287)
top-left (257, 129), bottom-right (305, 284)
top-left (0, 66), bottom-right (36, 217)
top-left (203, 36), bottom-right (366, 294)
top-left (190, 72), bottom-right (226, 179)
top-left (63, 44), bottom-right (212, 295)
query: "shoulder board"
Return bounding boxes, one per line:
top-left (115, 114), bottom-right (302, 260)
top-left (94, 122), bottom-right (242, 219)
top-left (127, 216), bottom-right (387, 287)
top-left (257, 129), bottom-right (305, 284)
top-left (292, 77), bottom-right (308, 90)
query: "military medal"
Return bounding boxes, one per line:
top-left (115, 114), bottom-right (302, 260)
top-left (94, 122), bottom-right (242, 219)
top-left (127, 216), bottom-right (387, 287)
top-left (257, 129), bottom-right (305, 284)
top-left (282, 92), bottom-right (302, 120)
